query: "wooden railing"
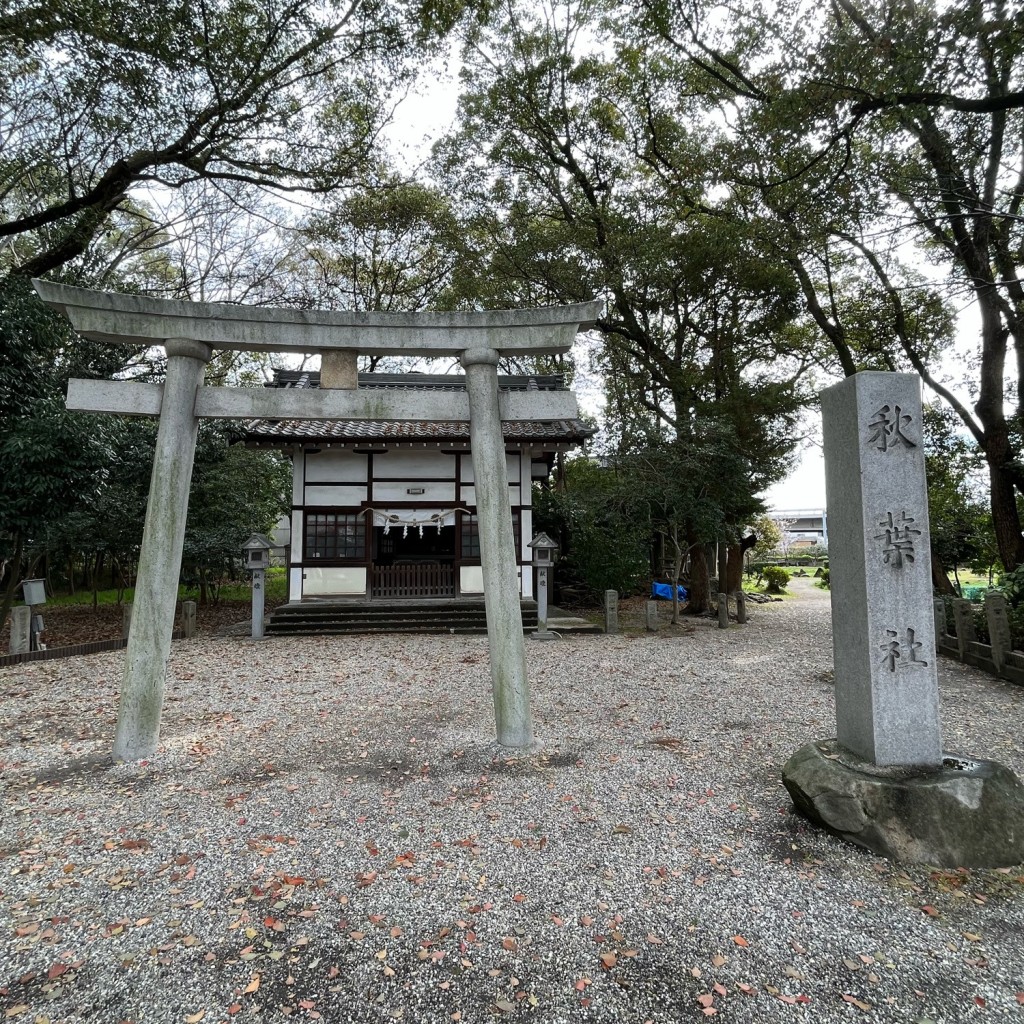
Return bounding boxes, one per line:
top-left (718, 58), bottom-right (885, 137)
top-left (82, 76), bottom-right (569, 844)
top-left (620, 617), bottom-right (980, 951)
top-left (371, 563), bottom-right (456, 598)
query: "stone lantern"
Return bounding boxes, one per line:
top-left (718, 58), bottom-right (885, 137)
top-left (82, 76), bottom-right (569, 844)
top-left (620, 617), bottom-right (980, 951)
top-left (528, 532), bottom-right (559, 641)
top-left (242, 534), bottom-right (273, 638)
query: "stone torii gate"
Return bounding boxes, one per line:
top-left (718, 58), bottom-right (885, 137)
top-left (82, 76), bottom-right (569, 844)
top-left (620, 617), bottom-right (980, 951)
top-left (33, 280), bottom-right (600, 761)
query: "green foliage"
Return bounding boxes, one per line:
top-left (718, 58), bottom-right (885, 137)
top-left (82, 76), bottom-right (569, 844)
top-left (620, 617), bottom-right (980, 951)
top-left (182, 426), bottom-right (291, 601)
top-left (749, 514), bottom-right (782, 561)
top-left (532, 462), bottom-right (649, 601)
top-left (923, 404), bottom-right (995, 580)
top-left (815, 567), bottom-right (831, 590)
top-left (760, 565), bottom-right (790, 594)
top-left (996, 566), bottom-right (1024, 611)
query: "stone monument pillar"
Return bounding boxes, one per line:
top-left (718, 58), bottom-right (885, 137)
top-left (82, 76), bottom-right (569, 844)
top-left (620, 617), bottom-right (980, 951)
top-left (783, 371), bottom-right (1024, 867)
top-left (113, 338), bottom-right (211, 761)
top-left (461, 347), bottom-right (533, 748)
top-left (823, 372), bottom-right (941, 766)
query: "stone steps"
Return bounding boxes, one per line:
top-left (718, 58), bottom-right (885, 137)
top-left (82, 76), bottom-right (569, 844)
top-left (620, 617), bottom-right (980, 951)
top-left (266, 599), bottom-right (539, 636)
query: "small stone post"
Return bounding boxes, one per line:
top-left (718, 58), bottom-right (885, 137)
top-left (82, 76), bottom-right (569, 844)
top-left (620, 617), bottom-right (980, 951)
top-left (181, 601), bottom-right (197, 639)
top-left (933, 598), bottom-right (947, 647)
top-left (951, 599), bottom-right (976, 661)
top-left (9, 606), bottom-right (30, 655)
top-left (645, 601), bottom-right (659, 631)
top-left (461, 347), bottom-right (532, 748)
top-left (984, 592), bottom-right (1012, 675)
top-left (717, 593), bottom-right (729, 629)
top-left (735, 591), bottom-right (747, 625)
top-left (819, 371), bottom-right (942, 766)
top-left (121, 602), bottom-right (133, 640)
top-left (113, 338), bottom-right (210, 761)
top-left (251, 568), bottom-right (266, 639)
top-left (604, 590), bottom-right (619, 634)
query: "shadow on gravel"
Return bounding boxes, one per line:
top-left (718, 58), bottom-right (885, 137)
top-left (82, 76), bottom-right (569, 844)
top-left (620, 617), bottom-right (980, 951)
top-left (12, 752), bottom-right (118, 789)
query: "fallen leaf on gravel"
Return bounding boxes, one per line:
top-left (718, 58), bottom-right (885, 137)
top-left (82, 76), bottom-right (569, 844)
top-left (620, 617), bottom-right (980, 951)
top-left (185, 1012), bottom-right (206, 1024)
top-left (921, 905), bottom-right (939, 916)
top-left (842, 994), bottom-right (872, 1011)
top-left (711, 954), bottom-right (727, 967)
top-left (974, 996), bottom-right (986, 1007)
top-left (4, 1006), bottom-right (30, 1018)
top-left (600, 952), bottom-right (617, 970)
top-left (1017, 993), bottom-right (1024, 1004)
top-left (737, 983), bottom-right (756, 996)
top-left (243, 976), bottom-right (260, 994)
top-left (962, 932), bottom-right (982, 942)
top-left (697, 994), bottom-right (714, 1008)
top-left (646, 934), bottom-right (663, 945)
top-left (732, 935), bottom-right (749, 948)
top-left (690, 967), bottom-right (702, 979)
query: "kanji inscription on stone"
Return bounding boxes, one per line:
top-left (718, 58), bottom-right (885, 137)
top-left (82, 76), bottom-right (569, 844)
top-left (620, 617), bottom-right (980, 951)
top-left (874, 510), bottom-right (921, 568)
top-left (879, 627), bottom-right (929, 671)
top-left (867, 403), bottom-right (917, 452)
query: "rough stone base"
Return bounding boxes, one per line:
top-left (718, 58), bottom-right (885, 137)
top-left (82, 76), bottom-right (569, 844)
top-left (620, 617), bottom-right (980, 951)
top-left (782, 739), bottom-right (1024, 868)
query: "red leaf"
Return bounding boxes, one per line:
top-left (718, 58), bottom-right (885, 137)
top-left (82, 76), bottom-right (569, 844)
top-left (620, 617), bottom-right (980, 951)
top-left (732, 935), bottom-right (749, 948)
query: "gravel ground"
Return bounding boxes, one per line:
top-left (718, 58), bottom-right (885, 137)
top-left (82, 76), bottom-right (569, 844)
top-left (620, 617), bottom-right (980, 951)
top-left (1, 579), bottom-right (1022, 1024)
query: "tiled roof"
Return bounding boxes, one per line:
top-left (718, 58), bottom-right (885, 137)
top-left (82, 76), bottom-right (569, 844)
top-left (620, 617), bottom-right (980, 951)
top-left (243, 370), bottom-right (592, 445)
top-left (245, 418), bottom-right (593, 443)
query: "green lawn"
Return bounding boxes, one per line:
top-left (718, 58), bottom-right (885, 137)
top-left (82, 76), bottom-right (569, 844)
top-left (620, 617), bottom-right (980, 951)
top-left (45, 568), bottom-right (288, 606)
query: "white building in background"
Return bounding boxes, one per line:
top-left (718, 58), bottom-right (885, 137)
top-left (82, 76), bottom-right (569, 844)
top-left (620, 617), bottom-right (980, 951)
top-left (770, 508), bottom-right (828, 552)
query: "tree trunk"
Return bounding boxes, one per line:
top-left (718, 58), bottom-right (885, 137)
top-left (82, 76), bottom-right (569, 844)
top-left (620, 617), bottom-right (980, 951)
top-left (0, 532), bottom-right (25, 634)
top-left (987, 455), bottom-right (1024, 571)
top-left (930, 545), bottom-right (957, 596)
top-left (685, 533), bottom-right (711, 614)
top-left (726, 542), bottom-right (744, 593)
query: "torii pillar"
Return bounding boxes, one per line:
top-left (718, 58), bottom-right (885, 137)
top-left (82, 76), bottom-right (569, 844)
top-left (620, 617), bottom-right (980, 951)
top-left (463, 347), bottom-right (532, 746)
top-left (115, 338), bottom-right (210, 759)
top-left (32, 280), bottom-right (599, 758)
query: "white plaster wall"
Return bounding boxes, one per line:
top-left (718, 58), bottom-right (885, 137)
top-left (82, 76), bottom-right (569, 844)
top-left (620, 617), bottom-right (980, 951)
top-left (292, 450), bottom-right (304, 505)
top-left (304, 484), bottom-right (368, 506)
top-left (303, 567), bottom-right (367, 596)
top-left (290, 510), bottom-right (303, 562)
top-left (520, 508), bottom-right (534, 600)
top-left (304, 451), bottom-right (368, 482)
top-left (373, 481), bottom-right (456, 503)
top-left (379, 451), bottom-right (456, 479)
top-left (460, 566), bottom-right (484, 594)
top-left (288, 568), bottom-right (303, 602)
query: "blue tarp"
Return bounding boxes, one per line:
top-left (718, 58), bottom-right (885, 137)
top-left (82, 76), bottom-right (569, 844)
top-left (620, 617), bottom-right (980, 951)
top-left (651, 582), bottom-right (688, 601)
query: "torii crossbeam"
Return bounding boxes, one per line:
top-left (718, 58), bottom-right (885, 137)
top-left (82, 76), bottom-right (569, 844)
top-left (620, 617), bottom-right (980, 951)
top-left (34, 280), bottom-right (600, 760)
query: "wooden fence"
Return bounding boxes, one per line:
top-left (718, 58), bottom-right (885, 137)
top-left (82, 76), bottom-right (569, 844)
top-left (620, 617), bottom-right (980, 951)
top-left (371, 563), bottom-right (456, 599)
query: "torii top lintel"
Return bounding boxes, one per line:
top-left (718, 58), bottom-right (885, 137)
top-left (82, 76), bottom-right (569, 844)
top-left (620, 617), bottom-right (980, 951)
top-left (32, 280), bottom-right (602, 358)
